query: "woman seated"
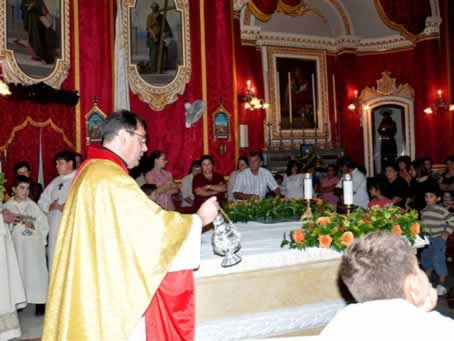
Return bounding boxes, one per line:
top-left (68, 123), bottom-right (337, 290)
top-left (193, 155), bottom-right (226, 211)
top-left (409, 160), bottom-right (438, 212)
top-left (180, 160), bottom-right (201, 209)
top-left (319, 164), bottom-right (340, 207)
top-left (397, 156), bottom-right (412, 185)
top-left (282, 160), bottom-right (304, 200)
top-left (227, 157), bottom-right (248, 202)
top-left (144, 150), bottom-right (178, 210)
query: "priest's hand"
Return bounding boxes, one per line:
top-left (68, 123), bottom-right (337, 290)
top-left (1, 209), bottom-right (19, 224)
top-left (197, 197), bottom-right (219, 226)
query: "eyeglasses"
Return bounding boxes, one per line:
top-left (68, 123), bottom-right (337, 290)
top-left (127, 130), bottom-right (147, 144)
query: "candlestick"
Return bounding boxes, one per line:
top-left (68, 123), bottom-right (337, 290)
top-left (304, 173), bottom-right (313, 200)
top-left (343, 173), bottom-right (353, 213)
top-left (288, 72), bottom-right (293, 126)
top-left (311, 74), bottom-right (317, 127)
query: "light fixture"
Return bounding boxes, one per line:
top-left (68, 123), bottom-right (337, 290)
top-left (239, 80), bottom-right (269, 110)
top-left (348, 90), bottom-right (359, 111)
top-left (424, 89), bottom-right (454, 114)
top-left (0, 79), bottom-right (11, 96)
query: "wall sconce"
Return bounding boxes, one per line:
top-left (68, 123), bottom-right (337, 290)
top-left (424, 89), bottom-right (454, 114)
top-left (0, 79), bottom-right (11, 96)
top-left (239, 80), bottom-right (269, 110)
top-left (348, 90), bottom-right (359, 111)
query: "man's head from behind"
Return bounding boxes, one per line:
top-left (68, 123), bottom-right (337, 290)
top-left (340, 231), bottom-right (436, 311)
top-left (101, 110), bottom-right (148, 169)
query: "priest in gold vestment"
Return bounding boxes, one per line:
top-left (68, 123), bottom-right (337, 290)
top-left (42, 111), bottom-right (219, 341)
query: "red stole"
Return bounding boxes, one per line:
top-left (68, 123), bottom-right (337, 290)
top-left (85, 147), bottom-right (195, 341)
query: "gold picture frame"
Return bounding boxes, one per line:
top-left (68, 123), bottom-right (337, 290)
top-left (212, 103), bottom-right (231, 140)
top-left (85, 101), bottom-right (107, 145)
top-left (0, 0), bottom-right (71, 88)
top-left (123, 0), bottom-right (191, 111)
top-left (266, 47), bottom-right (329, 143)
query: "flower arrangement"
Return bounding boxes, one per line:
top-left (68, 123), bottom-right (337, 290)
top-left (281, 206), bottom-right (423, 252)
top-left (224, 197), bottom-right (332, 223)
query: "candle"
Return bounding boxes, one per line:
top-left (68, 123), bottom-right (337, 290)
top-left (343, 173), bottom-right (353, 205)
top-left (288, 72), bottom-right (293, 125)
top-left (312, 74), bottom-right (317, 126)
top-left (332, 74), bottom-right (337, 123)
top-left (304, 173), bottom-right (313, 200)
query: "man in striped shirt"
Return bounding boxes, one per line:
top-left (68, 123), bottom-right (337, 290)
top-left (233, 152), bottom-right (281, 200)
top-left (421, 189), bottom-right (454, 296)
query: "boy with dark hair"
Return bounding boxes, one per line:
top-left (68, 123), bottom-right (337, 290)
top-left (13, 161), bottom-right (43, 202)
top-left (321, 231), bottom-right (454, 339)
top-left (4, 176), bottom-right (49, 316)
top-left (420, 187), bottom-right (454, 296)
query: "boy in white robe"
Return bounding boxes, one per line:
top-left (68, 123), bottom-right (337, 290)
top-left (0, 209), bottom-right (27, 341)
top-left (38, 150), bottom-right (76, 271)
top-left (4, 176), bottom-right (49, 316)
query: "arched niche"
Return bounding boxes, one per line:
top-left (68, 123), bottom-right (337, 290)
top-left (359, 72), bottom-right (415, 176)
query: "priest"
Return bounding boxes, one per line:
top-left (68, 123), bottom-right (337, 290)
top-left (42, 110), bottom-right (219, 341)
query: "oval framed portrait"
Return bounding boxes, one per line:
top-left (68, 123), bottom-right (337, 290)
top-left (124, 0), bottom-right (191, 111)
top-left (0, 0), bottom-right (70, 88)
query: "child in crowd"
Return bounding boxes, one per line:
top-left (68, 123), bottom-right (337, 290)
top-left (367, 177), bottom-right (393, 208)
top-left (420, 188), bottom-right (454, 296)
top-left (442, 191), bottom-right (454, 213)
top-left (141, 184), bottom-right (158, 203)
top-left (321, 231), bottom-right (454, 339)
top-left (4, 176), bottom-right (49, 315)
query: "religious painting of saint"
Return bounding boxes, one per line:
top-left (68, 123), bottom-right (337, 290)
top-left (6, 0), bottom-right (61, 79)
top-left (372, 105), bottom-right (406, 174)
top-left (276, 57), bottom-right (317, 130)
top-left (214, 111), bottom-right (229, 139)
top-left (86, 111), bottom-right (105, 143)
top-left (130, 0), bottom-right (182, 86)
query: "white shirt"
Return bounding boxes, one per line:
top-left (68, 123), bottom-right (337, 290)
top-left (321, 299), bottom-right (454, 340)
top-left (227, 169), bottom-right (241, 201)
top-left (233, 168), bottom-right (278, 199)
top-left (282, 174), bottom-right (304, 199)
top-left (180, 174), bottom-right (194, 207)
top-left (336, 168), bottom-right (369, 208)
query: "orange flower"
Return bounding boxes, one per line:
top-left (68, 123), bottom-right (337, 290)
top-left (317, 217), bottom-right (331, 225)
top-left (292, 229), bottom-right (305, 244)
top-left (319, 235), bottom-right (332, 248)
top-left (392, 224), bottom-right (402, 235)
top-left (410, 223), bottom-right (420, 236)
top-left (315, 198), bottom-right (324, 206)
top-left (341, 231), bottom-right (354, 247)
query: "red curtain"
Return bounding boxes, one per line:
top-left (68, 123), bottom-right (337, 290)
top-left (204, 0), bottom-right (236, 175)
top-left (129, 0), bottom-right (203, 180)
top-left (78, 0), bottom-right (115, 155)
top-left (234, 18), bottom-right (265, 155)
top-left (375, 0), bottom-right (432, 39)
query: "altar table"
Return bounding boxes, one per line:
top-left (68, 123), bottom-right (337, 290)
top-left (194, 221), bottom-right (346, 340)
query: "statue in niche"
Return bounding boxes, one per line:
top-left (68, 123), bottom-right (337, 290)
top-left (377, 111), bottom-right (397, 168)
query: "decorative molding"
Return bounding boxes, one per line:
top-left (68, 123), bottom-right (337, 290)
top-left (0, 0), bottom-right (71, 88)
top-left (233, 0), bottom-right (249, 13)
top-left (325, 0), bottom-right (352, 35)
top-left (359, 71), bottom-right (415, 103)
top-left (123, 0), bottom-right (191, 111)
top-left (422, 16), bottom-right (442, 35)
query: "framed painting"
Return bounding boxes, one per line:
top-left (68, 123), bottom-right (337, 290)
top-left (0, 0), bottom-right (70, 88)
top-left (85, 102), bottom-right (107, 144)
top-left (123, 0), bottom-right (191, 111)
top-left (213, 104), bottom-right (230, 140)
top-left (266, 47), bottom-right (329, 143)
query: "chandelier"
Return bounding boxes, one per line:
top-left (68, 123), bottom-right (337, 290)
top-left (240, 80), bottom-right (269, 110)
top-left (424, 89), bottom-right (454, 114)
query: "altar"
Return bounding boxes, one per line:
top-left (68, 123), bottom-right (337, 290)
top-left (194, 222), bottom-right (346, 340)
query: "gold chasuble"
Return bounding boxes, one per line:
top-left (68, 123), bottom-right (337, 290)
top-left (42, 148), bottom-right (193, 340)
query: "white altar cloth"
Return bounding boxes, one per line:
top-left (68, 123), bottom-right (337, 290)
top-left (196, 221), bottom-right (341, 278)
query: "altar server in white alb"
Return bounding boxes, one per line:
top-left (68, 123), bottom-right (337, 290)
top-left (4, 176), bottom-right (49, 309)
top-left (233, 151), bottom-right (281, 200)
top-left (38, 150), bottom-right (76, 270)
top-left (0, 208), bottom-right (27, 341)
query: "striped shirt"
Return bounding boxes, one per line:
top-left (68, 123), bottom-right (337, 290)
top-left (233, 168), bottom-right (278, 199)
top-left (421, 204), bottom-right (454, 237)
